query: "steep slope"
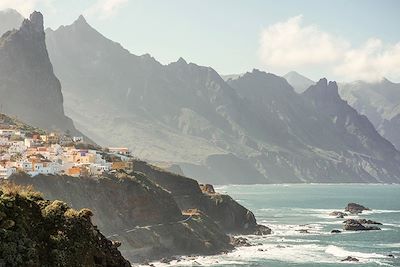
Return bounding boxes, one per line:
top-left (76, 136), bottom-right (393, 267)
top-left (0, 182), bottom-right (130, 267)
top-left (132, 159), bottom-right (270, 234)
top-left (303, 79), bottom-right (400, 182)
top-left (0, 12), bottom-right (82, 136)
top-left (0, 9), bottom-right (24, 36)
top-left (339, 78), bottom-right (400, 149)
top-left (283, 71), bottom-right (315, 93)
top-left (46, 16), bottom-right (400, 183)
top-left (9, 172), bottom-right (235, 262)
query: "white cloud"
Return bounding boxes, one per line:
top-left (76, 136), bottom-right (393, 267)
top-left (334, 39), bottom-right (400, 82)
top-left (0, 0), bottom-right (54, 17)
top-left (259, 15), bottom-right (400, 82)
top-left (259, 15), bottom-right (348, 68)
top-left (85, 0), bottom-right (129, 20)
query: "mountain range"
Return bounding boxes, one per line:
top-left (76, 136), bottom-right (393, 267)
top-left (339, 79), bottom-right (400, 150)
top-left (1, 10), bottom-right (400, 184)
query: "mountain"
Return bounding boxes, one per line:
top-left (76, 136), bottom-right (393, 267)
top-left (303, 79), bottom-right (400, 182)
top-left (0, 9), bottom-right (24, 36)
top-left (339, 78), bottom-right (400, 150)
top-left (283, 71), bottom-right (315, 93)
top-left (0, 11), bottom-right (82, 137)
top-left (45, 16), bottom-right (400, 184)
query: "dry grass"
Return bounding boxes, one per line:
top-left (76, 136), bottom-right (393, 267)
top-left (0, 182), bottom-right (42, 199)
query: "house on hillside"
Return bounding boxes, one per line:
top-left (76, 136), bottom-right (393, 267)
top-left (108, 147), bottom-right (131, 156)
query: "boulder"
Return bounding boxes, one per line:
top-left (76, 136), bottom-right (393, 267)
top-left (199, 184), bottom-right (216, 194)
top-left (329, 211), bottom-right (348, 218)
top-left (253, 225), bottom-right (272, 235)
top-left (341, 256), bottom-right (359, 262)
top-left (343, 219), bottom-right (381, 231)
top-left (331, 229), bottom-right (341, 233)
top-left (345, 203), bottom-right (370, 214)
top-left (231, 237), bottom-right (251, 247)
top-left (357, 219), bottom-right (382, 225)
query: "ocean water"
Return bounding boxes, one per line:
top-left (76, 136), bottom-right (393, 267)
top-left (148, 184), bottom-right (400, 266)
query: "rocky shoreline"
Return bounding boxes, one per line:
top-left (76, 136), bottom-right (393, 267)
top-left (8, 163), bottom-right (272, 264)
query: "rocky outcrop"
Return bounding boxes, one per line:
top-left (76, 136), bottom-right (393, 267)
top-left (132, 160), bottom-right (271, 235)
top-left (9, 171), bottom-right (233, 263)
top-left (341, 256), bottom-right (359, 262)
top-left (345, 203), bottom-right (370, 214)
top-left (0, 182), bottom-right (130, 267)
top-left (343, 219), bottom-right (381, 231)
top-left (329, 211), bottom-right (348, 218)
top-left (343, 219), bottom-right (382, 225)
top-left (0, 11), bottom-right (83, 137)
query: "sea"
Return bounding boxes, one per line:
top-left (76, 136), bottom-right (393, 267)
top-left (148, 184), bottom-right (400, 266)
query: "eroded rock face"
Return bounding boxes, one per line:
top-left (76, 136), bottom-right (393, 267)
top-left (345, 203), bottom-right (370, 214)
top-left (9, 172), bottom-right (233, 263)
top-left (0, 11), bottom-right (82, 136)
top-left (132, 160), bottom-right (271, 235)
top-left (0, 183), bottom-right (130, 267)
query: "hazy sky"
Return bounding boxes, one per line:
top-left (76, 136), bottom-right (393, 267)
top-left (2, 0), bottom-right (400, 82)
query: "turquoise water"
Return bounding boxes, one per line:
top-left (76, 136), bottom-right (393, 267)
top-left (152, 184), bottom-right (400, 266)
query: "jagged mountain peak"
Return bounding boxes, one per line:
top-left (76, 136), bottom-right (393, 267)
top-left (76, 14), bottom-right (87, 23)
top-left (176, 57), bottom-right (187, 65)
top-left (303, 78), bottom-right (340, 100)
top-left (234, 68), bottom-right (294, 93)
top-left (0, 10), bottom-right (84, 137)
top-left (27, 11), bottom-right (43, 32)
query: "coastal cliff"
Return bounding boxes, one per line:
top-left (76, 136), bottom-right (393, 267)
top-left (0, 182), bottom-right (130, 267)
top-left (133, 159), bottom-right (270, 234)
top-left (9, 171), bottom-right (235, 262)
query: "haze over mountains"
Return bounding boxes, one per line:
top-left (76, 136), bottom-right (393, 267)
top-left (1, 10), bottom-right (400, 184)
top-left (0, 11), bottom-right (82, 136)
top-left (0, 9), bottom-right (23, 36)
top-left (339, 79), bottom-right (400, 150)
top-left (283, 71), bottom-right (315, 93)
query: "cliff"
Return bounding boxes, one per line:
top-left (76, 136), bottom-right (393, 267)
top-left (0, 182), bottom-right (130, 267)
top-left (0, 11), bottom-right (83, 137)
top-left (9, 171), bottom-right (234, 263)
top-left (132, 160), bottom-right (270, 234)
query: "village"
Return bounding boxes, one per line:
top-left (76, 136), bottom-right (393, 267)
top-left (0, 116), bottom-right (133, 179)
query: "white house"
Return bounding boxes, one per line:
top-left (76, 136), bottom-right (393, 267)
top-left (0, 166), bottom-right (16, 178)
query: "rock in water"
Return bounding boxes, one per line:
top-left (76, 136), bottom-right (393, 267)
top-left (345, 203), bottom-right (370, 214)
top-left (341, 256), bottom-right (359, 262)
top-left (329, 211), bottom-right (348, 218)
top-left (343, 219), bottom-right (381, 231)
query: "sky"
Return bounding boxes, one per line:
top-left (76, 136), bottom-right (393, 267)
top-left (1, 0), bottom-right (400, 82)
